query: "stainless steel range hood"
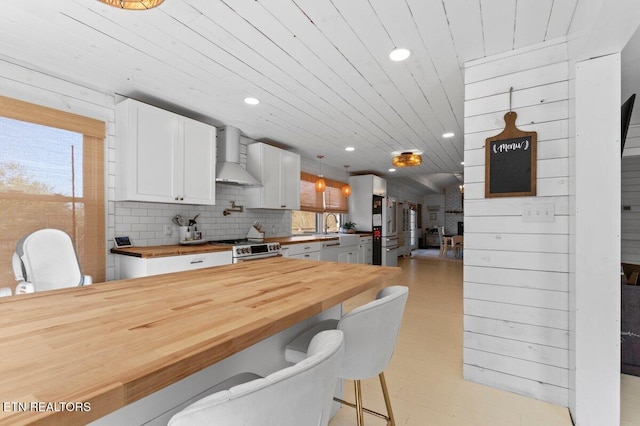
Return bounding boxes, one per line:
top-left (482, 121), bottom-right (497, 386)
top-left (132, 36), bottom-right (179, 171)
top-left (215, 126), bottom-right (261, 186)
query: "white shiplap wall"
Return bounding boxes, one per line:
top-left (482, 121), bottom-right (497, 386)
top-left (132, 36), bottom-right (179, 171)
top-left (622, 155), bottom-right (640, 263)
top-left (463, 38), bottom-right (570, 406)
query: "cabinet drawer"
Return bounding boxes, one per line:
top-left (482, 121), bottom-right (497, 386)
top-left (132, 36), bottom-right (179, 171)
top-left (281, 242), bottom-right (322, 257)
top-left (119, 251), bottom-right (232, 279)
top-left (288, 252), bottom-right (321, 261)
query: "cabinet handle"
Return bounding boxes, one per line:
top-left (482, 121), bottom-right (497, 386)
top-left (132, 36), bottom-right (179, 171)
top-left (304, 254), bottom-right (310, 258)
top-left (304, 246), bottom-right (311, 250)
top-left (281, 205), bottom-right (286, 208)
top-left (190, 260), bottom-right (204, 264)
top-left (179, 197), bottom-right (184, 201)
top-left (174, 197), bottom-right (179, 201)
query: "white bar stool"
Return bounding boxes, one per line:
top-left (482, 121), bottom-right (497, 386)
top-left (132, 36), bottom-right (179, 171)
top-left (169, 330), bottom-right (344, 426)
top-left (285, 285), bottom-right (409, 426)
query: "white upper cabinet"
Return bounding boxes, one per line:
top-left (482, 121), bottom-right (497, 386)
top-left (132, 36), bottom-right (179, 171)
top-left (246, 142), bottom-right (300, 209)
top-left (181, 117), bottom-right (217, 204)
top-left (115, 99), bottom-right (216, 205)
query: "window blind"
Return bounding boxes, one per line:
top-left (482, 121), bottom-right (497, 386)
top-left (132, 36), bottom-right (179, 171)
top-left (300, 172), bottom-right (348, 213)
top-left (0, 95), bottom-right (105, 286)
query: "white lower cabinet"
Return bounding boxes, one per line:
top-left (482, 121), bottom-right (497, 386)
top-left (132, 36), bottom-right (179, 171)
top-left (338, 243), bottom-right (359, 264)
top-left (117, 251), bottom-right (232, 279)
top-left (280, 242), bottom-right (322, 261)
top-left (359, 236), bottom-right (373, 265)
top-left (289, 252), bottom-right (321, 261)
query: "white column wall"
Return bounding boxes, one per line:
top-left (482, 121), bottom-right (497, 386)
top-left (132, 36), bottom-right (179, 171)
top-left (571, 53), bottom-right (621, 426)
top-left (463, 38), bottom-right (571, 406)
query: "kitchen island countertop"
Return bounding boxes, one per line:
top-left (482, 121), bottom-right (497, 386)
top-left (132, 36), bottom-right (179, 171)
top-left (0, 257), bottom-right (400, 425)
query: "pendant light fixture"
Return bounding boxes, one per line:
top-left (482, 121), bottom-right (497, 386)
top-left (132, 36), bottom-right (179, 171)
top-left (98, 0), bottom-right (164, 10)
top-left (342, 165), bottom-right (352, 198)
top-left (315, 155), bottom-right (326, 193)
top-left (391, 151), bottom-right (422, 168)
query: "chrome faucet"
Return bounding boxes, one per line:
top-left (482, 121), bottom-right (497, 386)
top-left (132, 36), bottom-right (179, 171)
top-left (325, 213), bottom-right (338, 234)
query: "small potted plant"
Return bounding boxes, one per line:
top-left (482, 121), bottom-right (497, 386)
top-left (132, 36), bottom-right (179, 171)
top-left (340, 222), bottom-right (357, 234)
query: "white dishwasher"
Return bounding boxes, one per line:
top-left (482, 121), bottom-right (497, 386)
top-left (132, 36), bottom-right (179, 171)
top-left (320, 241), bottom-right (340, 262)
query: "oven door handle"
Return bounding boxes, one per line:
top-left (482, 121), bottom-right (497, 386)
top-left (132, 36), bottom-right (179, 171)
top-left (235, 253), bottom-right (282, 263)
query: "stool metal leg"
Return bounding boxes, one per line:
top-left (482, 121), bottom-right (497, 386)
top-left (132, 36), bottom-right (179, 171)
top-left (379, 372), bottom-right (396, 426)
top-left (354, 380), bottom-right (364, 426)
top-left (333, 375), bottom-right (396, 425)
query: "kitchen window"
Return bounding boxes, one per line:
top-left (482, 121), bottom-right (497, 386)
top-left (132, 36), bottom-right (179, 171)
top-left (292, 211), bottom-right (343, 234)
top-left (0, 95), bottom-right (105, 286)
top-left (292, 172), bottom-right (348, 235)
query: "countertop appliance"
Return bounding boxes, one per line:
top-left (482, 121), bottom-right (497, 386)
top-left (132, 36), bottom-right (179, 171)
top-left (209, 239), bottom-right (280, 263)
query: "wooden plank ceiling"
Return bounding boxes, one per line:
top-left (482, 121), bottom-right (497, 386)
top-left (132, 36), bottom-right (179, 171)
top-left (0, 0), bottom-right (580, 193)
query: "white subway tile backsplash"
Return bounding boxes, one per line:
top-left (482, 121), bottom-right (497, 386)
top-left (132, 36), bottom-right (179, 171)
top-left (113, 183), bottom-right (292, 247)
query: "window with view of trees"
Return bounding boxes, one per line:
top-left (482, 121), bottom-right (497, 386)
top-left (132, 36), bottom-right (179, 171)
top-left (0, 95), bottom-right (105, 287)
top-left (292, 172), bottom-right (348, 235)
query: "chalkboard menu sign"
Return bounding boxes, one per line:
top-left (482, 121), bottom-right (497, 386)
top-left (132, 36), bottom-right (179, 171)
top-left (485, 112), bottom-right (537, 198)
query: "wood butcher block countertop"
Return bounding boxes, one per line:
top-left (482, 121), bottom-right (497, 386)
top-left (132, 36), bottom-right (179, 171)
top-left (110, 235), bottom-right (346, 258)
top-left (0, 257), bottom-right (400, 425)
top-left (110, 242), bottom-right (232, 258)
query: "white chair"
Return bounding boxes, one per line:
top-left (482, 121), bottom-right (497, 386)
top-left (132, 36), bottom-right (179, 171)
top-left (168, 329), bottom-right (345, 426)
top-left (12, 229), bottom-right (92, 294)
top-left (451, 235), bottom-right (464, 258)
top-left (285, 286), bottom-right (409, 426)
top-left (437, 226), bottom-right (447, 256)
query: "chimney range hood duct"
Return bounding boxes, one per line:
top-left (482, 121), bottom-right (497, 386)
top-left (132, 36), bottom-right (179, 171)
top-left (215, 126), bottom-right (261, 186)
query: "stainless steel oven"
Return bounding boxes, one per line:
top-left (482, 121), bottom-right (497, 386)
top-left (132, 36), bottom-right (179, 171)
top-left (209, 239), bottom-right (281, 263)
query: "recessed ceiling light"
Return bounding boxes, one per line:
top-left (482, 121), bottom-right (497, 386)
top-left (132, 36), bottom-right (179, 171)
top-left (388, 168), bottom-right (396, 172)
top-left (345, 147), bottom-right (355, 152)
top-left (389, 48), bottom-right (411, 62)
top-left (244, 97), bottom-right (260, 105)
top-left (443, 132), bottom-right (455, 138)
top-left (461, 161), bottom-right (465, 165)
